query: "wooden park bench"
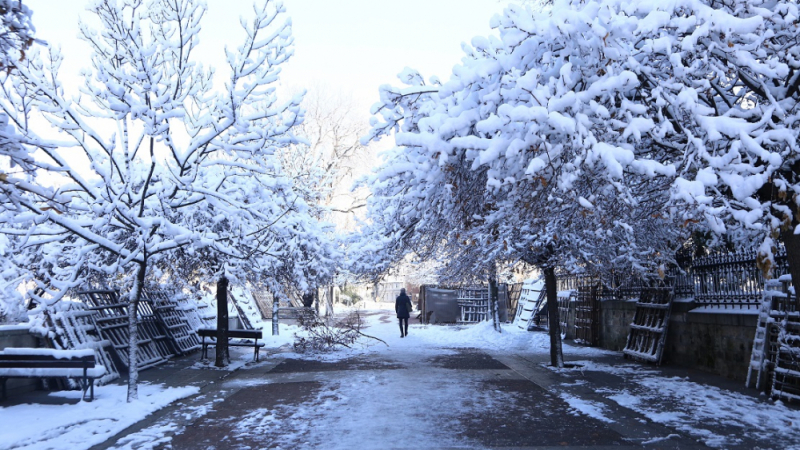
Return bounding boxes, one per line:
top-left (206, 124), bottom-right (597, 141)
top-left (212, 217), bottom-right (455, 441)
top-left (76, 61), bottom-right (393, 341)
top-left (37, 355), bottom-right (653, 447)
top-left (0, 348), bottom-right (106, 402)
top-left (197, 328), bottom-right (265, 362)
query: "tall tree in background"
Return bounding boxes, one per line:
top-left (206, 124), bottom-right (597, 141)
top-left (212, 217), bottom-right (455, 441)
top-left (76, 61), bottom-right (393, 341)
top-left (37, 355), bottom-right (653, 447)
top-left (0, 0), bottom-right (304, 400)
top-left (279, 87), bottom-right (372, 230)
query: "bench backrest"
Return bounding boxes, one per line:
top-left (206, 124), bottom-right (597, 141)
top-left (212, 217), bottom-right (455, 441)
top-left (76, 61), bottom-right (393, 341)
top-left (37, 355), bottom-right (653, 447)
top-left (0, 353), bottom-right (96, 368)
top-left (197, 328), bottom-right (262, 339)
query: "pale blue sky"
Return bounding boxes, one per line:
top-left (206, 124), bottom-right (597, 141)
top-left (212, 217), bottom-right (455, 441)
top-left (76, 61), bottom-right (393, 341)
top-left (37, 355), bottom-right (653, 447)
top-left (26, 0), bottom-right (505, 114)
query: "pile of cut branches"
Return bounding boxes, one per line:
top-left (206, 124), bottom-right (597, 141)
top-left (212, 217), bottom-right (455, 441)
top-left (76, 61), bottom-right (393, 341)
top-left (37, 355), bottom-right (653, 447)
top-left (293, 310), bottom-right (386, 353)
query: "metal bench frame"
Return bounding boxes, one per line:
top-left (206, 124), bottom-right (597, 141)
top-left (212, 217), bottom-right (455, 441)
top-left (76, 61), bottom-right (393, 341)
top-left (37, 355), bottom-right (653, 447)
top-left (197, 328), bottom-right (265, 361)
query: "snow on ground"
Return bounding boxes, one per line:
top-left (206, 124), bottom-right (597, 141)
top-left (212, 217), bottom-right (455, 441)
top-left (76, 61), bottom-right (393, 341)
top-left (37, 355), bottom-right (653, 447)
top-left (6, 306), bottom-right (800, 450)
top-left (278, 302), bottom-right (617, 362)
top-left (261, 306), bottom-right (800, 447)
top-left (225, 367), bottom-right (517, 449)
top-left (553, 360), bottom-right (800, 449)
top-left (558, 392), bottom-right (614, 423)
top-left (0, 383), bottom-right (198, 450)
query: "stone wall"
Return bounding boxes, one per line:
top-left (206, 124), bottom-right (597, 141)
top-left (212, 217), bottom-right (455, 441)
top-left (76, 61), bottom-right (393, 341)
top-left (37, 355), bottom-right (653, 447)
top-left (665, 304), bottom-right (757, 380)
top-left (598, 299), bottom-right (637, 351)
top-left (0, 325), bottom-right (43, 395)
top-left (582, 299), bottom-right (757, 381)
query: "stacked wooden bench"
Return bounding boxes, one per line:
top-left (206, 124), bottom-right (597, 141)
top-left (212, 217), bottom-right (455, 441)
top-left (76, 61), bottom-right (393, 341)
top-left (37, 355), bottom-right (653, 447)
top-left (0, 348), bottom-right (106, 401)
top-left (197, 328), bottom-right (265, 361)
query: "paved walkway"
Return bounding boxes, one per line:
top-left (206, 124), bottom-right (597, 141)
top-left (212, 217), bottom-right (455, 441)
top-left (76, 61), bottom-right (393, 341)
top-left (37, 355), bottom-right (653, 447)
top-left (72, 311), bottom-right (797, 450)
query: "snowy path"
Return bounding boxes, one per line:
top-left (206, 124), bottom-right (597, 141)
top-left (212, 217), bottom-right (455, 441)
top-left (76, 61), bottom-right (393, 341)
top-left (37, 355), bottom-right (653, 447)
top-left (156, 312), bottom-right (628, 449)
top-left (4, 307), bottom-right (800, 449)
top-left (140, 309), bottom-right (800, 449)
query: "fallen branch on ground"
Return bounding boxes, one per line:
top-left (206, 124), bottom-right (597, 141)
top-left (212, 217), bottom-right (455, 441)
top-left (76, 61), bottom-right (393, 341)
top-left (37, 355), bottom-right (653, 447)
top-left (293, 310), bottom-right (387, 353)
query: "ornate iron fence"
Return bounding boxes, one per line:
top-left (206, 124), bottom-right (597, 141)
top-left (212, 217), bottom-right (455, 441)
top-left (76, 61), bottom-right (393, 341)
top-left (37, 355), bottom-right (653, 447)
top-left (554, 246), bottom-right (789, 309)
top-left (692, 248), bottom-right (789, 309)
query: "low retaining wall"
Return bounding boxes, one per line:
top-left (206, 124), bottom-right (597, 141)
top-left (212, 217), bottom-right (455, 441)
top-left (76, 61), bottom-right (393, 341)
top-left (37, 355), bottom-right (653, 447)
top-left (0, 325), bottom-right (42, 395)
top-left (576, 299), bottom-right (756, 381)
top-left (665, 303), bottom-right (757, 380)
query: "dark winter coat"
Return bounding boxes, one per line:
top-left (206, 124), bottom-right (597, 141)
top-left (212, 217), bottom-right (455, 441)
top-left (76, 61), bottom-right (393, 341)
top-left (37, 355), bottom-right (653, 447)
top-left (395, 293), bottom-right (413, 319)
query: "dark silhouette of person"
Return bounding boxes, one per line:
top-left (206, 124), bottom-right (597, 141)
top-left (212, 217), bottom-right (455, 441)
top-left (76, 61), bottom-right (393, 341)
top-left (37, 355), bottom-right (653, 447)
top-left (395, 288), bottom-right (413, 337)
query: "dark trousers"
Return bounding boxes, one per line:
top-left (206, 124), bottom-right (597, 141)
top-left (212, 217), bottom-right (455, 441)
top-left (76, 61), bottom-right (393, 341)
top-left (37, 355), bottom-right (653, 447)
top-left (398, 318), bottom-right (408, 335)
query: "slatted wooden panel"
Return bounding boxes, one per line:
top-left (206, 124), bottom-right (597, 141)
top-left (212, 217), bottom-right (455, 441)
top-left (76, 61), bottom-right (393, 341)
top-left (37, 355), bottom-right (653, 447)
top-left (514, 280), bottom-right (542, 330)
top-left (529, 289), bottom-right (548, 329)
top-left (507, 283), bottom-right (523, 323)
top-left (77, 290), bottom-right (167, 370)
top-left (137, 299), bottom-right (176, 357)
top-left (40, 307), bottom-right (120, 385)
top-left (575, 285), bottom-right (600, 346)
top-left (228, 290), bottom-right (254, 330)
top-left (623, 287), bottom-right (674, 364)
top-left (141, 290), bottom-right (201, 355)
top-left (457, 287), bottom-right (489, 323)
top-left (772, 318), bottom-right (800, 402)
top-left (762, 281), bottom-right (800, 402)
top-left (557, 290), bottom-right (574, 336)
top-left (251, 290), bottom-right (274, 319)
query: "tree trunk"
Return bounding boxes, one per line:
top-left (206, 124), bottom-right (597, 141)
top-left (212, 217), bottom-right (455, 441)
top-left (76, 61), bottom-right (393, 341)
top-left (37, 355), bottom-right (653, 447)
top-left (215, 276), bottom-right (229, 368)
top-left (272, 294), bottom-right (280, 336)
top-left (783, 229), bottom-right (800, 309)
top-left (544, 267), bottom-right (564, 368)
top-left (314, 287), bottom-right (320, 316)
top-left (326, 285), bottom-right (334, 317)
top-left (126, 260), bottom-right (147, 402)
top-left (489, 275), bottom-right (501, 333)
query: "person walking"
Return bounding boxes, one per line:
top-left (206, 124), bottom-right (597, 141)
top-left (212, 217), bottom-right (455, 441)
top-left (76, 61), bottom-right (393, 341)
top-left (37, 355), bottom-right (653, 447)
top-left (395, 288), bottom-right (413, 337)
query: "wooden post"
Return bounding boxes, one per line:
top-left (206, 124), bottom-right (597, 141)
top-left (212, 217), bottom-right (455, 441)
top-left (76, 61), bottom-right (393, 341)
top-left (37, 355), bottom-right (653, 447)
top-left (215, 276), bottom-right (229, 368)
top-left (272, 294), bottom-right (279, 336)
top-left (489, 276), bottom-right (501, 332)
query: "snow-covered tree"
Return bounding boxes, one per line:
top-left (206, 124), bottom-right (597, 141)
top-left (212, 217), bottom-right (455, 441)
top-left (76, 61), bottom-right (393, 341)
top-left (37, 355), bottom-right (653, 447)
top-left (0, 0), bottom-right (34, 72)
top-left (0, 0), bottom-right (39, 323)
top-left (0, 0), bottom-right (305, 399)
top-left (359, 0), bottom-right (691, 366)
top-left (628, 0), bottom-right (800, 299)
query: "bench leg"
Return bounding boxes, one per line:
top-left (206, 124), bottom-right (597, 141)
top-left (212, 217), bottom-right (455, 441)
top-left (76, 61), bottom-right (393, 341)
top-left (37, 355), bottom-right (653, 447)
top-left (81, 367), bottom-right (89, 402)
top-left (201, 336), bottom-right (207, 360)
top-left (254, 340), bottom-right (259, 362)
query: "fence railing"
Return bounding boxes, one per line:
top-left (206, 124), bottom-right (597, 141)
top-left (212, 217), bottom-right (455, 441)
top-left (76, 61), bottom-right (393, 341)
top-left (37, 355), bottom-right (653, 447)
top-left (554, 246), bottom-right (790, 309)
top-left (691, 249), bottom-right (789, 309)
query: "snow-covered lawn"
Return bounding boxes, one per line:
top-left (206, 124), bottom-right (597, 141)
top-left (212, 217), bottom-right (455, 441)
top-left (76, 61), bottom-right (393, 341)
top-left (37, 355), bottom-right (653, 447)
top-left (0, 383), bottom-right (198, 450)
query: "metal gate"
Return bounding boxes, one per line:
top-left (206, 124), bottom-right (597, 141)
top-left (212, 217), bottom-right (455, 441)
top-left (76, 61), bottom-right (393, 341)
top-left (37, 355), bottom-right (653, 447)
top-left (575, 285), bottom-right (600, 346)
